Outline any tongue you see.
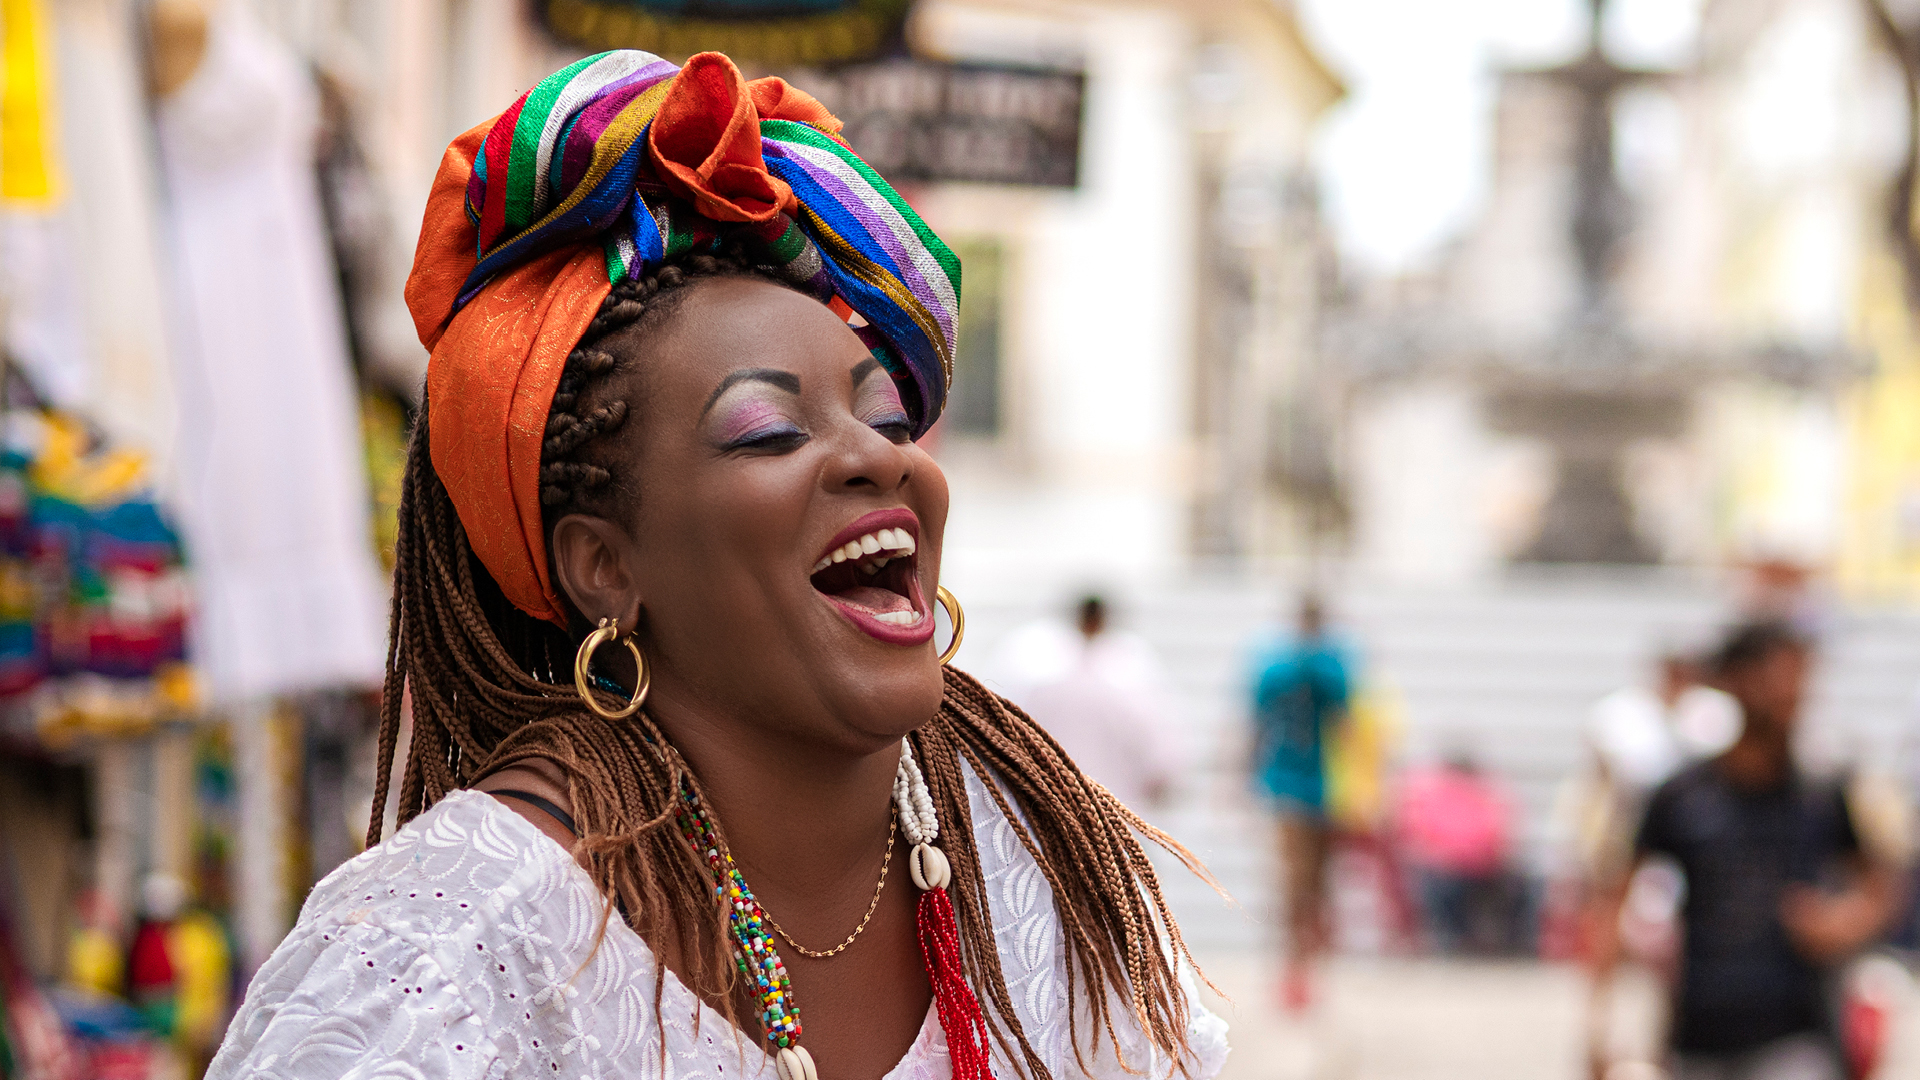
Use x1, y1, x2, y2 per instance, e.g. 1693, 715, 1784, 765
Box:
832, 585, 914, 616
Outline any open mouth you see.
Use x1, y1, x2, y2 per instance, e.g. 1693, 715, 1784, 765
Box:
809, 510, 930, 643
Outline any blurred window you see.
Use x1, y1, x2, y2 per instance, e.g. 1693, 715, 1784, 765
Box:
947, 238, 1004, 437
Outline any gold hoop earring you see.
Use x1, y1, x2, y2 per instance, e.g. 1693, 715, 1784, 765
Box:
573, 617, 649, 719
935, 586, 965, 666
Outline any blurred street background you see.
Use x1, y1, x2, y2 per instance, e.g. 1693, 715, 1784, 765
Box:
5, 0, 1920, 1077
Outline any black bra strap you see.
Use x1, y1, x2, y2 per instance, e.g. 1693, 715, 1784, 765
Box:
489, 789, 579, 838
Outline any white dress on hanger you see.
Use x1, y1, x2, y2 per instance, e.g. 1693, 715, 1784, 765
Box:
155, 5, 386, 701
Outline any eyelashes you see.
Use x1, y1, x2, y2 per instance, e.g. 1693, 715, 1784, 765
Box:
863, 409, 912, 443
724, 423, 807, 452
721, 415, 906, 452
710, 389, 911, 452
712, 398, 800, 450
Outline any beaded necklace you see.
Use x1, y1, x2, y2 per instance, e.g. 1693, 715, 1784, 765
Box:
672, 739, 995, 1080
675, 787, 804, 1050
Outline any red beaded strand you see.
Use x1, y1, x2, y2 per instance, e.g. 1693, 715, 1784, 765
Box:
674, 743, 997, 1080
897, 740, 996, 1080
917, 885, 995, 1080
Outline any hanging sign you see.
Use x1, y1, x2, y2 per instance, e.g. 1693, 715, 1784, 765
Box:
542, 0, 910, 67
802, 60, 1085, 188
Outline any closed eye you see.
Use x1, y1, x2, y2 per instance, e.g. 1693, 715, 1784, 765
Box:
851, 358, 910, 444
869, 414, 912, 444
726, 425, 808, 453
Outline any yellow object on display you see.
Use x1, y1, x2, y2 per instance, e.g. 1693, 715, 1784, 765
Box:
27, 412, 150, 507
66, 925, 123, 997
167, 910, 233, 1051
1, 0, 62, 204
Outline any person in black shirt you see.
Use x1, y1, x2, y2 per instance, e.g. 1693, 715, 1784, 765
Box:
1587, 622, 1903, 1080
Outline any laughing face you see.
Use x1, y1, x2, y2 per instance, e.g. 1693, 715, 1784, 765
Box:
545, 275, 951, 753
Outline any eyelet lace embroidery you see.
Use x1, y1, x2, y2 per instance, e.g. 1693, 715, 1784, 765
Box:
208, 763, 1227, 1080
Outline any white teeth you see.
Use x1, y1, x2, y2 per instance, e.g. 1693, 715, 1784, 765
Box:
814, 527, 915, 578
860, 563, 880, 576
874, 611, 919, 626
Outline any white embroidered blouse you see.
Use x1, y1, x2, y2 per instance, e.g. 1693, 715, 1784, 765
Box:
207, 763, 1229, 1080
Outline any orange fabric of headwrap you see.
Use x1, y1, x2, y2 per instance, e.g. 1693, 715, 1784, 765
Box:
407, 51, 957, 628
406, 56, 831, 627
409, 125, 611, 627
648, 59, 795, 224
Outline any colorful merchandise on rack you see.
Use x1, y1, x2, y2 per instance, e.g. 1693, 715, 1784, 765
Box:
0, 410, 197, 742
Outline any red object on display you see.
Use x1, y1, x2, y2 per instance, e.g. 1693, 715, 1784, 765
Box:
915, 886, 994, 1080
0, 917, 84, 1080
1844, 990, 1890, 1080
126, 920, 176, 993
85, 1042, 155, 1080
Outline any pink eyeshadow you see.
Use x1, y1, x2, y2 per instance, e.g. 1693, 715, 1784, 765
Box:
712, 397, 790, 444
855, 377, 905, 420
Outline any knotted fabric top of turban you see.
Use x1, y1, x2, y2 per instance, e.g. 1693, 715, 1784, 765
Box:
406, 50, 961, 627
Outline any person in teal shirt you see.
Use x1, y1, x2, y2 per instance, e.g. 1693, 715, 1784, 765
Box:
1249, 594, 1352, 1011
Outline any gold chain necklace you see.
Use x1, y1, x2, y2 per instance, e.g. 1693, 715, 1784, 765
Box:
757, 811, 897, 959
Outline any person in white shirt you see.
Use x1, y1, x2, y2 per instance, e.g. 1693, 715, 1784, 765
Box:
1018, 596, 1187, 811
1588, 650, 1742, 796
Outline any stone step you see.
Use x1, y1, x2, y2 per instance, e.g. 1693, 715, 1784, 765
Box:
955, 569, 1920, 951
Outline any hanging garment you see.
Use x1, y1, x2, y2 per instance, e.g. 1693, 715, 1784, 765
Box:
44, 0, 182, 467
155, 5, 385, 701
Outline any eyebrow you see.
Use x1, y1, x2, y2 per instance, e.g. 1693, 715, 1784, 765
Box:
701, 369, 802, 416
850, 356, 882, 387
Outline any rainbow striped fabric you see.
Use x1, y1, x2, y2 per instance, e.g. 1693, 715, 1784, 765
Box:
455, 50, 960, 435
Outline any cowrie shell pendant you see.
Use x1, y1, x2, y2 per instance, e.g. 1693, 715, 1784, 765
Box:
775, 1046, 817, 1080
909, 842, 951, 891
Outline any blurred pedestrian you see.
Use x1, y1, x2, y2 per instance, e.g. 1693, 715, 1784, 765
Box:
1587, 621, 1905, 1080
1022, 595, 1186, 810
1546, 650, 1741, 960
1326, 683, 1419, 952
1249, 593, 1352, 1011
1589, 650, 1742, 797
1395, 751, 1521, 954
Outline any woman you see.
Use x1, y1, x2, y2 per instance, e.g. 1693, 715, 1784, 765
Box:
209, 50, 1226, 1080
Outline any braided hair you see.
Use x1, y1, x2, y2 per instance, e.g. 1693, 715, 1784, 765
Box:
371, 250, 1216, 1077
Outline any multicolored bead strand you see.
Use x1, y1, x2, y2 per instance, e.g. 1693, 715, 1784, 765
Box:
673, 741, 995, 1080
675, 785, 803, 1051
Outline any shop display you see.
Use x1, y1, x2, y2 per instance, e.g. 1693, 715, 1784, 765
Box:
0, 409, 195, 744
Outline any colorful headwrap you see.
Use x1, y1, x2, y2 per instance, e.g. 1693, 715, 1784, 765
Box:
405, 50, 960, 627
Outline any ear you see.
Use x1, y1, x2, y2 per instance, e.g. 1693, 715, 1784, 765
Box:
549, 513, 644, 630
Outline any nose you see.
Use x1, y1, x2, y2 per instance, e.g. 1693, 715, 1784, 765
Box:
821, 416, 914, 495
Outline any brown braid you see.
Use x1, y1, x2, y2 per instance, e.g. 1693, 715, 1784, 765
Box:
369, 253, 1219, 1077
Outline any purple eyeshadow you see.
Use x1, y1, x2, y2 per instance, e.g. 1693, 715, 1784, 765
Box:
712, 398, 796, 445
856, 378, 908, 427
